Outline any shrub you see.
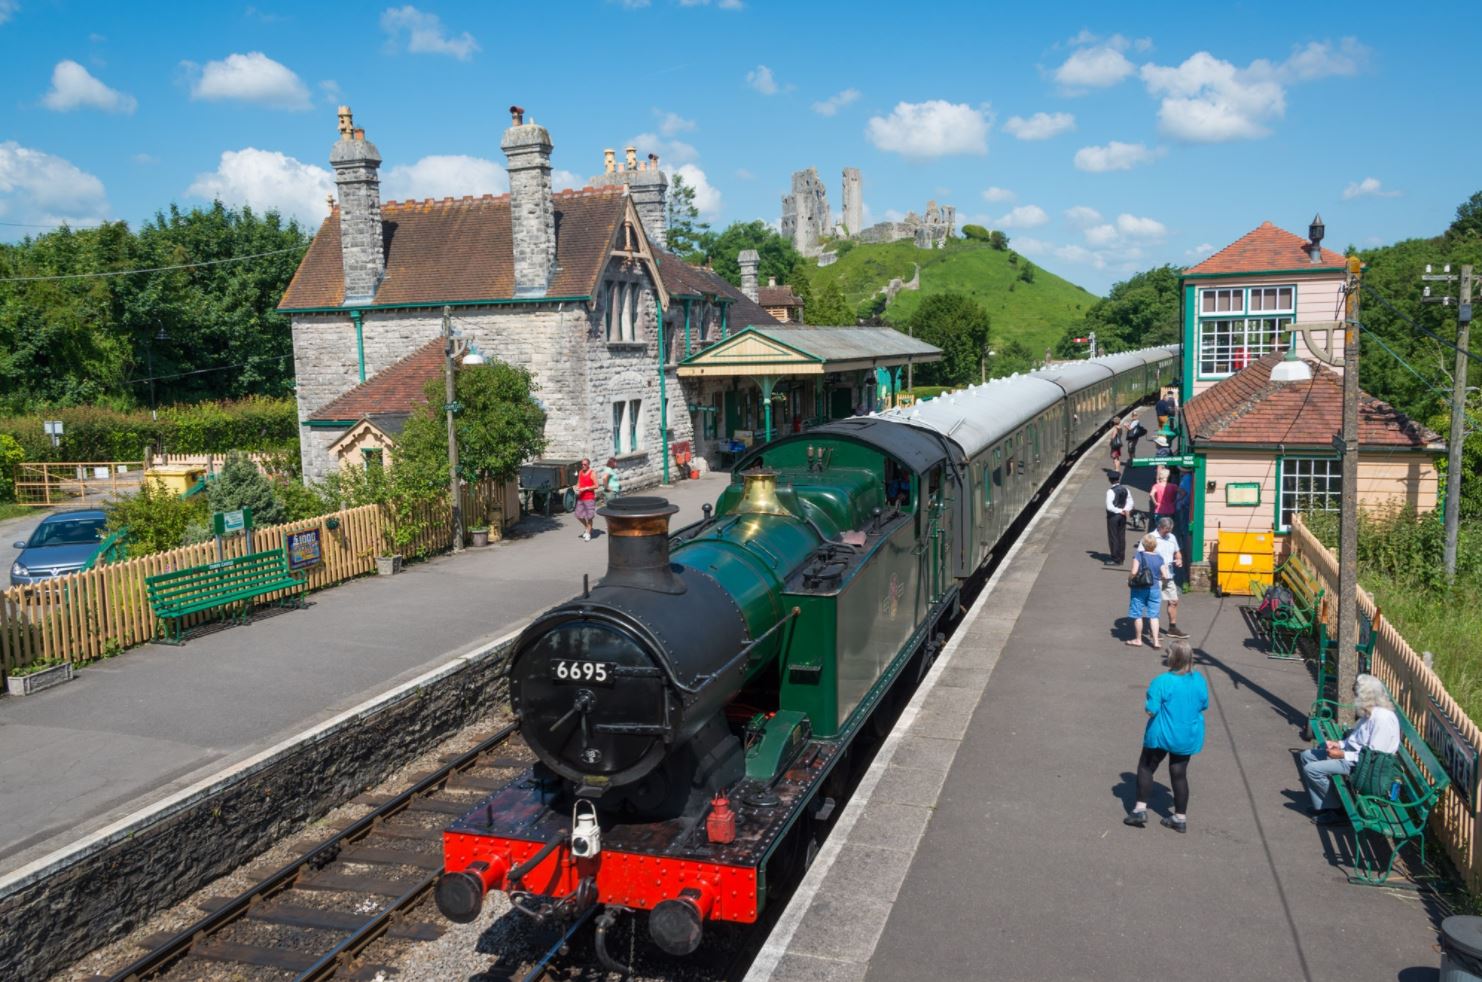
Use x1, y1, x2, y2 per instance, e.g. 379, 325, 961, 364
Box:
0, 433, 23, 503
0, 397, 299, 462
207, 451, 285, 526
961, 224, 991, 242
105, 479, 209, 556
274, 476, 332, 522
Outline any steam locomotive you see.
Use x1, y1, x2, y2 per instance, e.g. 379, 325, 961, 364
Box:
436, 346, 1179, 966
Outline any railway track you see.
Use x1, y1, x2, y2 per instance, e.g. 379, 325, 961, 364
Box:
96, 721, 524, 982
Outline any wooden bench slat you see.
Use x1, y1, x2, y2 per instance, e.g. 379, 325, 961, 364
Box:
146, 548, 305, 643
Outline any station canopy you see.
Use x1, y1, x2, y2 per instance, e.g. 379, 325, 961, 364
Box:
676, 324, 941, 378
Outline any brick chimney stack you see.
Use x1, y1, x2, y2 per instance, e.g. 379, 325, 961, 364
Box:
500, 105, 556, 297
588, 143, 668, 248
330, 106, 384, 304
739, 249, 760, 303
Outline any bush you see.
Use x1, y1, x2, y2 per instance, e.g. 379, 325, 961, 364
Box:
207, 451, 285, 526
961, 224, 991, 242
0, 433, 23, 503
105, 479, 208, 556
0, 397, 299, 462
274, 476, 332, 522
989, 230, 1010, 251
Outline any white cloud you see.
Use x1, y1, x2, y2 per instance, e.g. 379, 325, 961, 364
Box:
1012, 236, 1051, 256
383, 155, 508, 201
0, 0, 16, 26
1002, 111, 1074, 140
671, 163, 721, 214
1064, 205, 1101, 226
1054, 243, 1104, 268
379, 6, 478, 60
42, 60, 136, 113
996, 205, 1048, 229
187, 147, 332, 224
319, 80, 342, 104
1115, 213, 1166, 238
0, 141, 109, 226
679, 0, 744, 8
1281, 38, 1368, 81
812, 88, 860, 117
626, 131, 698, 165
1343, 176, 1400, 200
1066, 29, 1098, 47
1187, 242, 1214, 258
1084, 224, 1119, 247
1055, 44, 1135, 90
552, 169, 582, 192
1083, 213, 1165, 249
865, 100, 990, 159
185, 52, 310, 110
746, 65, 778, 95
1073, 141, 1159, 172
613, 0, 650, 7
656, 110, 695, 136
981, 186, 1015, 203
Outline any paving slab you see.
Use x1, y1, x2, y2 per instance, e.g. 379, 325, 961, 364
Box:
750, 453, 1446, 982
0, 476, 724, 876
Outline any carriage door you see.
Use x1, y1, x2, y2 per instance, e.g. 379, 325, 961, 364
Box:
918, 465, 950, 602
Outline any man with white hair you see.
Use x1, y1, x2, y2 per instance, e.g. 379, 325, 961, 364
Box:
1152, 517, 1187, 639
1298, 674, 1401, 824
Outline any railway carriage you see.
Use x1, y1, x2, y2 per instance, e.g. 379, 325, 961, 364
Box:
437, 346, 1177, 968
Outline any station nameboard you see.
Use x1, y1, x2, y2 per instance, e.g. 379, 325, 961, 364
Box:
1427, 696, 1479, 805
1130, 454, 1196, 468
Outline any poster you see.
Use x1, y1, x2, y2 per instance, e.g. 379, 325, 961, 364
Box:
287, 528, 323, 571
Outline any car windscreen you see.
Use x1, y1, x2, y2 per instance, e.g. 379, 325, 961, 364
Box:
28, 519, 105, 548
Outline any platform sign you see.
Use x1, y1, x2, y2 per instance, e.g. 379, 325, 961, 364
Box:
1427, 697, 1478, 806
286, 528, 323, 571
1130, 454, 1196, 468
212, 508, 253, 536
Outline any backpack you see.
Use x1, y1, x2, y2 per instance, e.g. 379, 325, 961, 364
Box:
1111, 432, 1123, 450
1128, 420, 1147, 439
1112, 485, 1129, 510
1256, 583, 1294, 621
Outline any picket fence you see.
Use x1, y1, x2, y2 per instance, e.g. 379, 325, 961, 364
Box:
0, 478, 519, 674
1289, 516, 1482, 892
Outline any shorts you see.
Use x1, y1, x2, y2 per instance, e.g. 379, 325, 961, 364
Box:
1161, 579, 1180, 604
1128, 587, 1161, 619
574, 498, 597, 521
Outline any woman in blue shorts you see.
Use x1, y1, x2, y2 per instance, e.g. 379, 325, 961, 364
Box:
1126, 533, 1166, 648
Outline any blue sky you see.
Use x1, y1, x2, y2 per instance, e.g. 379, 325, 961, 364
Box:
0, 0, 1474, 294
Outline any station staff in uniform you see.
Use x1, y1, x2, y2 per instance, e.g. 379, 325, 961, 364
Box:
1105, 471, 1133, 564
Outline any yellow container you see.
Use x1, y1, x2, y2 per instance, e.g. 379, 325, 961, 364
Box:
1216, 529, 1275, 596
144, 465, 206, 496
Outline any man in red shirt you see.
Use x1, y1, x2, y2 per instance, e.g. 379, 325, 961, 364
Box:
574, 458, 598, 541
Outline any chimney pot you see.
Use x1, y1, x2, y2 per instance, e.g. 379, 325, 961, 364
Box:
604, 148, 615, 174
597, 496, 684, 594
509, 105, 524, 126
768, 276, 777, 287
352, 128, 365, 140
625, 146, 638, 169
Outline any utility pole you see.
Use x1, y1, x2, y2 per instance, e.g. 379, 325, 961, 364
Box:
443, 306, 464, 554
1336, 255, 1362, 725
1423, 264, 1473, 581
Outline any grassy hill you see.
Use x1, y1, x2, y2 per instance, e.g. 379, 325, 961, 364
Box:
804, 238, 1097, 359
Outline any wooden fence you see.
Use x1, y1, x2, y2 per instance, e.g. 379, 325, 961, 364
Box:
1289, 516, 1482, 891
0, 477, 519, 674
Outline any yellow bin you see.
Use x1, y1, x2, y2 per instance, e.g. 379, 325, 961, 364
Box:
143, 465, 206, 496
1217, 529, 1275, 596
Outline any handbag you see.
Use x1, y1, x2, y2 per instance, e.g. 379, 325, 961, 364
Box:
1350, 746, 1400, 800
1128, 559, 1153, 589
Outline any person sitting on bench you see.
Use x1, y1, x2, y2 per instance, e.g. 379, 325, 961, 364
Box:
1298, 674, 1400, 824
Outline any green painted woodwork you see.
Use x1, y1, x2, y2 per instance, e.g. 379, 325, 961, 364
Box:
351, 309, 366, 382
145, 548, 306, 643
744, 710, 811, 781
1181, 283, 1196, 404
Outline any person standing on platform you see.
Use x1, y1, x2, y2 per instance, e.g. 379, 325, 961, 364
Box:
1156, 389, 1176, 431
1151, 467, 1177, 529
600, 457, 621, 502
1106, 471, 1133, 565
574, 459, 598, 541
1176, 467, 1193, 540
1125, 412, 1146, 461
1109, 418, 1124, 470
1153, 517, 1188, 638
1126, 534, 1166, 648
1124, 642, 1208, 833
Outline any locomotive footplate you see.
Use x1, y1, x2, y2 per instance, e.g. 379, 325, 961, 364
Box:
442, 738, 842, 924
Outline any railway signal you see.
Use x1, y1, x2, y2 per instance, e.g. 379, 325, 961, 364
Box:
1071, 332, 1098, 357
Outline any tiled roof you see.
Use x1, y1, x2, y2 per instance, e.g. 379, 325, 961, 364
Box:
1184, 221, 1346, 276
279, 187, 628, 310
1183, 351, 1442, 449
651, 250, 779, 327
309, 338, 443, 420
760, 284, 803, 307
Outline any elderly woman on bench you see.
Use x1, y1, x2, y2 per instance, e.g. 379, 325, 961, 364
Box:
1299, 674, 1400, 825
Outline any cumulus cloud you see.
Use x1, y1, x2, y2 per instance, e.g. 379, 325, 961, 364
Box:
1064, 205, 1102, 226
1187, 242, 1214, 258
1115, 213, 1166, 238
981, 186, 1015, 203
1002, 111, 1074, 140
0, 141, 110, 226
552, 169, 582, 192
746, 65, 778, 95
865, 100, 990, 160
1343, 176, 1400, 200
1281, 38, 1368, 81
1055, 43, 1135, 90
379, 5, 478, 60
626, 131, 698, 165
671, 163, 721, 214
42, 60, 137, 113
187, 147, 333, 224
383, 155, 508, 201
812, 88, 860, 116
656, 110, 695, 136
1073, 141, 1160, 172
184, 52, 310, 110
0, 0, 15, 26
996, 205, 1049, 229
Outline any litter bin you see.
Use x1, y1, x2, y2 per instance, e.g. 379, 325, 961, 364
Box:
1442, 916, 1482, 981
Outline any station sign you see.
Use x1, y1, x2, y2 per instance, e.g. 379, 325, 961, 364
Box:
212, 507, 253, 536
1130, 454, 1197, 468
1427, 696, 1478, 806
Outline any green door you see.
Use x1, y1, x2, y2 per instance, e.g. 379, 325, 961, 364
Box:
724, 391, 739, 438
830, 388, 854, 420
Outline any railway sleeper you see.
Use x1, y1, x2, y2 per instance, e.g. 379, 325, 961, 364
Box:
297, 870, 422, 896
196, 897, 445, 941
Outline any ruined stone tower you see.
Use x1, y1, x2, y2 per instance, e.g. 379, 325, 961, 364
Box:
500, 105, 555, 297
330, 106, 384, 304
841, 167, 862, 237
780, 168, 830, 257
590, 146, 669, 248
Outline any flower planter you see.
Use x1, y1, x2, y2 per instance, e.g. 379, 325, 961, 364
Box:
375, 555, 404, 576
6, 661, 75, 697
469, 529, 490, 548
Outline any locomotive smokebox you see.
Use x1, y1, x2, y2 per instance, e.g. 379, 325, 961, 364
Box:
598, 496, 684, 594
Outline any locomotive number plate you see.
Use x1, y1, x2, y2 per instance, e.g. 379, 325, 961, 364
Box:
550, 659, 616, 686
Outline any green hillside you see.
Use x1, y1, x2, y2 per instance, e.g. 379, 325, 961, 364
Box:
805, 238, 1098, 358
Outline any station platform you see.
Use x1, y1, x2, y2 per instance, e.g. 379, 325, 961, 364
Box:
748, 452, 1446, 982
0, 476, 725, 879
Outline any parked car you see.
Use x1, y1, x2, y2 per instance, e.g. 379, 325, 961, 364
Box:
9, 509, 108, 586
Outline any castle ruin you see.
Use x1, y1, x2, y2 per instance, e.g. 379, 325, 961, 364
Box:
780, 168, 831, 257
781, 166, 953, 257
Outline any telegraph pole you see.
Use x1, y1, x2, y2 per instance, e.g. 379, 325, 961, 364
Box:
443, 306, 464, 554
1424, 264, 1473, 581
1337, 255, 1362, 725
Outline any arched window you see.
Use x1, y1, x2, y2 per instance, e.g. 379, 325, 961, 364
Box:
626, 285, 639, 342
619, 283, 633, 341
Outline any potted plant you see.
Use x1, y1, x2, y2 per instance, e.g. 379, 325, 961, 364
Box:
469, 525, 491, 548
6, 657, 76, 697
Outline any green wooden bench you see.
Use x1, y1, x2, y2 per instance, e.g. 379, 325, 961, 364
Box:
1267, 554, 1326, 659
1308, 692, 1449, 886
1312, 608, 1381, 707
145, 548, 306, 644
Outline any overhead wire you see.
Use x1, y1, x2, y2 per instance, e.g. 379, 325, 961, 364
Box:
0, 246, 307, 283
1356, 322, 1482, 431
122, 353, 296, 387
1360, 281, 1481, 363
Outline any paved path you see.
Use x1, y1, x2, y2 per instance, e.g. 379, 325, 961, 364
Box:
1, 507, 52, 579
752, 453, 1445, 982
0, 476, 725, 876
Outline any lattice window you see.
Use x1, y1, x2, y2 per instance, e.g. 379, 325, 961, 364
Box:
1198, 317, 1288, 376
1279, 457, 1342, 531
1200, 288, 1244, 314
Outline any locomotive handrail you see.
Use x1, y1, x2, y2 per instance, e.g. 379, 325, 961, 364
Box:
680, 605, 802, 695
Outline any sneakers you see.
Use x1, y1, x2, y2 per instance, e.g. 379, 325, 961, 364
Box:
1123, 810, 1147, 828
580, 532, 591, 541
1160, 815, 1187, 834
1167, 624, 1190, 639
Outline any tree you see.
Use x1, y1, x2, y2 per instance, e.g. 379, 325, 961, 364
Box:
104, 479, 208, 555
961, 224, 991, 242
989, 230, 1010, 251
1450, 190, 1482, 241
665, 173, 710, 263
394, 360, 547, 491
702, 221, 802, 288
207, 450, 284, 525
1018, 262, 1036, 284
989, 339, 1036, 378
906, 293, 991, 387
807, 278, 853, 325
1055, 264, 1181, 357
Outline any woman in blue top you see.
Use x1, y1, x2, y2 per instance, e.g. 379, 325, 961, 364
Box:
1124, 642, 1209, 833
1126, 533, 1167, 647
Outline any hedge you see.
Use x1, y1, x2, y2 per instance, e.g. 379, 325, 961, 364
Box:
0, 397, 299, 462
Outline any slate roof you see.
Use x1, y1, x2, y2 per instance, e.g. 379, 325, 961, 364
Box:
1182, 351, 1442, 450
309, 338, 443, 421
279, 187, 629, 310
759, 283, 803, 308
746, 325, 941, 363
652, 251, 779, 327
1184, 221, 1346, 276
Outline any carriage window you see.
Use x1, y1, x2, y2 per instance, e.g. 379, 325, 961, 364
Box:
992, 448, 1003, 488
982, 463, 992, 505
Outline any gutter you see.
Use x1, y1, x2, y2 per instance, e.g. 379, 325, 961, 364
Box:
280, 295, 592, 315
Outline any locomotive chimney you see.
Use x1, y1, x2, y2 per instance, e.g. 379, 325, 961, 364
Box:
598, 497, 685, 594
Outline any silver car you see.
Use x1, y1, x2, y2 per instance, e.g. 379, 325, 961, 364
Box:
10, 509, 108, 586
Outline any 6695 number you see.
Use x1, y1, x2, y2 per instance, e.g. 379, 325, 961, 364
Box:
550, 659, 615, 686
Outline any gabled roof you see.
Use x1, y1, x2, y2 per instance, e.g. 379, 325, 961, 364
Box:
651, 251, 779, 327
309, 338, 443, 421
279, 187, 630, 310
1183, 351, 1442, 450
760, 283, 803, 308
1184, 221, 1346, 277
677, 324, 940, 377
